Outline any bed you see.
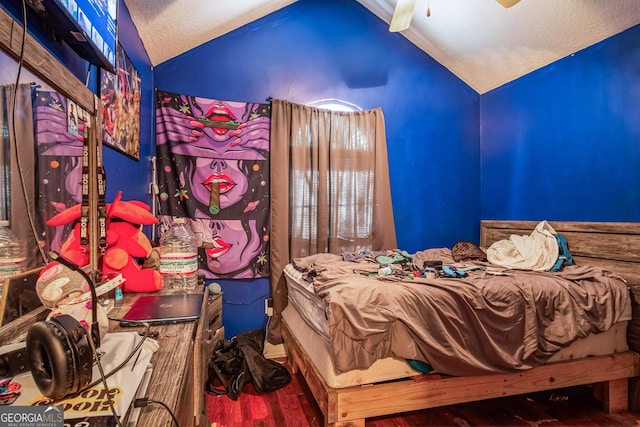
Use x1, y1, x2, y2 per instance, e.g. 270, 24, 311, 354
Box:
281, 220, 640, 427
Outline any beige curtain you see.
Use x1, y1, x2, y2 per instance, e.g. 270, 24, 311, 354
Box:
0, 83, 39, 270
268, 99, 397, 343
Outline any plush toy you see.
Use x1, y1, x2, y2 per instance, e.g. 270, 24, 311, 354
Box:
46, 191, 162, 292
35, 262, 109, 340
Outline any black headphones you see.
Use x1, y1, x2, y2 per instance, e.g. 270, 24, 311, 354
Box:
25, 252, 100, 400
26, 313, 94, 399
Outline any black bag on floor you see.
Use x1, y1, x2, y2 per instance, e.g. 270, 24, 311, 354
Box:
206, 329, 291, 400
206, 334, 250, 400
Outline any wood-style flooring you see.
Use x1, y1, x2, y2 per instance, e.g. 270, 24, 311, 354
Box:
206, 364, 640, 426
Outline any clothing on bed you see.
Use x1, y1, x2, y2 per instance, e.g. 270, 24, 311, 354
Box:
486, 220, 560, 271
292, 249, 631, 377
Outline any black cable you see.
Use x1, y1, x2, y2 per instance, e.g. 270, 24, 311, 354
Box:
88, 333, 124, 427
48, 251, 154, 390
49, 321, 152, 408
83, 321, 151, 389
133, 398, 180, 427
49, 251, 100, 347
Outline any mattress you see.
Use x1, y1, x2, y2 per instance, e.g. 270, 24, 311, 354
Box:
282, 303, 422, 388
283, 262, 630, 388
284, 263, 329, 340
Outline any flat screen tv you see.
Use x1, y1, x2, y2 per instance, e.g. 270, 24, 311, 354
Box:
24, 0, 117, 73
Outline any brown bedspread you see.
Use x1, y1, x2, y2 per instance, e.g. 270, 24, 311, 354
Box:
292, 249, 631, 376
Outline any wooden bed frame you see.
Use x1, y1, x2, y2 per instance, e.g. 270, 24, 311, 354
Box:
282, 220, 640, 427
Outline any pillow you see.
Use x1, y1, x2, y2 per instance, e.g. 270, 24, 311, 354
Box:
451, 241, 487, 262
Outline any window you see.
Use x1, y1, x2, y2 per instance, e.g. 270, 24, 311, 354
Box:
289, 98, 381, 254
306, 98, 362, 112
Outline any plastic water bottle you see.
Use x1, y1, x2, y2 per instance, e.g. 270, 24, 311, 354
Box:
0, 220, 26, 281
159, 218, 199, 292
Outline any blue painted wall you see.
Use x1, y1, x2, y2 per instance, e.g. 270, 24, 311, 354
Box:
481, 24, 640, 222
154, 0, 480, 337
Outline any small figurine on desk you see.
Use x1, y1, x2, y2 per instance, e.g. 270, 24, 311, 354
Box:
35, 262, 109, 340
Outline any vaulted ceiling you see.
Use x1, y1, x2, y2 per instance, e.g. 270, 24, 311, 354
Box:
124, 0, 640, 94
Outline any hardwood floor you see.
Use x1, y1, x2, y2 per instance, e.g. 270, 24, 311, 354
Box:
206, 364, 640, 426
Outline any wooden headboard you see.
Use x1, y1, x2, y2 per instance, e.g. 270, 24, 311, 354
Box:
480, 220, 640, 352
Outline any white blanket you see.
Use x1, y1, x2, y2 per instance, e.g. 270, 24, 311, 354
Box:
487, 220, 559, 271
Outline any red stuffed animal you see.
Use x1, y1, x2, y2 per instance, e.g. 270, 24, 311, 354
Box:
46, 191, 162, 292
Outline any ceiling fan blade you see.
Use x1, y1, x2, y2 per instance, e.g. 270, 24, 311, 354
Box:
389, 0, 417, 32
495, 0, 521, 8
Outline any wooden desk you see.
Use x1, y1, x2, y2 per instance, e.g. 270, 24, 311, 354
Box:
109, 290, 223, 427
0, 290, 223, 427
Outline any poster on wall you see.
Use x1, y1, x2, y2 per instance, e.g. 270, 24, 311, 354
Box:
100, 43, 141, 160
155, 89, 271, 279
34, 90, 86, 255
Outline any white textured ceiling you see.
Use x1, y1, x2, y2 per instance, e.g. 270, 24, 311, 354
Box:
124, 0, 640, 94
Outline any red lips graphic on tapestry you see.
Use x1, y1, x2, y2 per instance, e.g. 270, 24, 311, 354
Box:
155, 89, 270, 279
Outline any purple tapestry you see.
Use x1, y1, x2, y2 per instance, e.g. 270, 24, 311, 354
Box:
155, 89, 270, 279
34, 90, 87, 254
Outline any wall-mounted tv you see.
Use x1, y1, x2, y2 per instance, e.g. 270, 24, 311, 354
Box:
24, 0, 117, 73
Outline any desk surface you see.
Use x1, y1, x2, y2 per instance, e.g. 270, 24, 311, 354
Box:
0, 289, 212, 427
109, 291, 204, 427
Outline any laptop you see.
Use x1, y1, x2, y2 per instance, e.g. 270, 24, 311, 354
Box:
122, 293, 203, 324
